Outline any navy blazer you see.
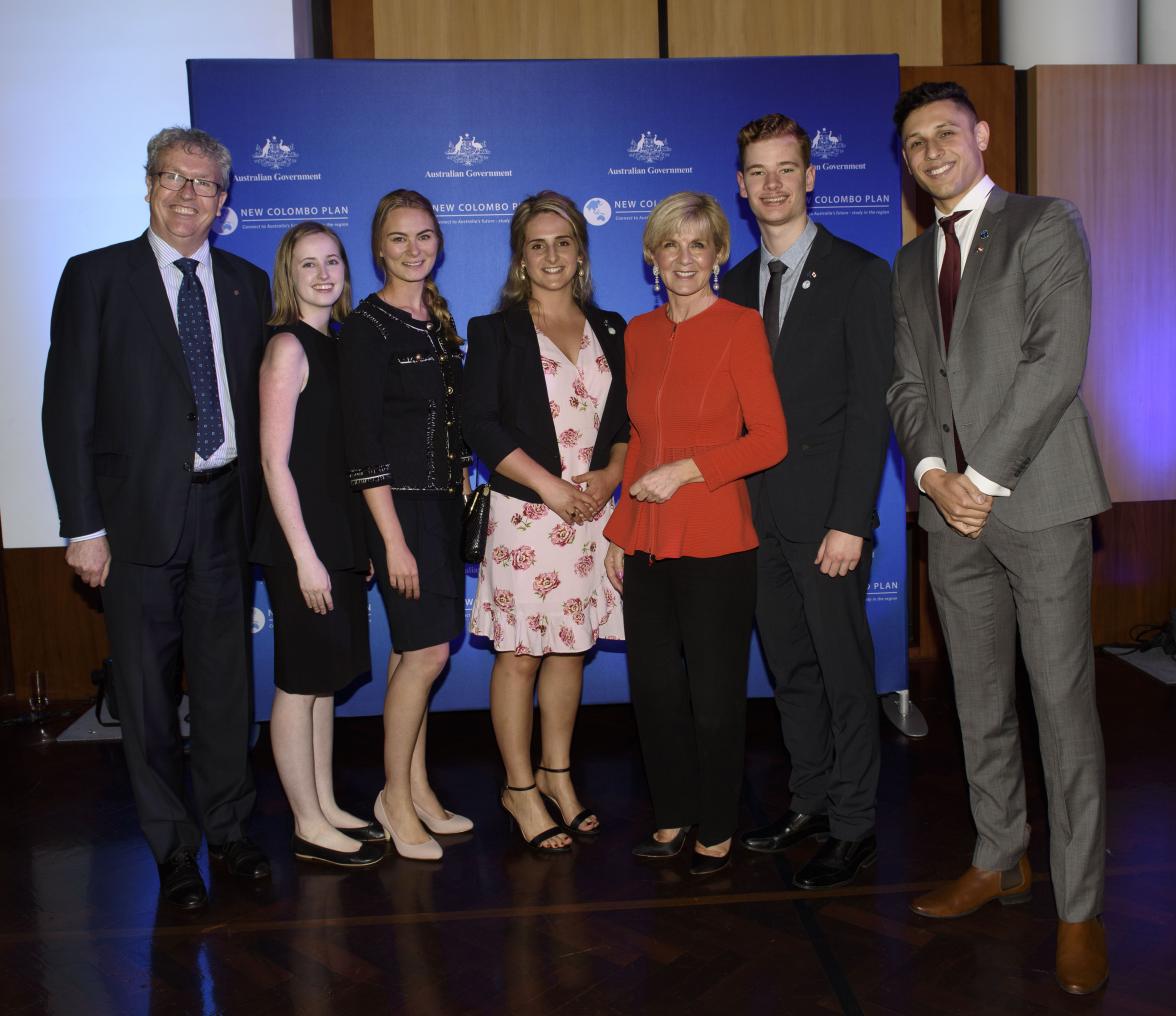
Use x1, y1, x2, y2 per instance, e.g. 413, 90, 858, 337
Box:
463, 302, 628, 503
721, 224, 893, 542
43, 231, 270, 564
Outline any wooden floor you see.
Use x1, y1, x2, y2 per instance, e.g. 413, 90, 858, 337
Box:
2, 654, 1174, 1015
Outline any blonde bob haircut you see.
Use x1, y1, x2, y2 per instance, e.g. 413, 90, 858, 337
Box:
642, 191, 731, 267
269, 221, 353, 328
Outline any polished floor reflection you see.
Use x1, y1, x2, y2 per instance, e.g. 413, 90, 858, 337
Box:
2, 654, 1174, 1015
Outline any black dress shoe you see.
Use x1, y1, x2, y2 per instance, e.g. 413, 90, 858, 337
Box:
740, 811, 830, 853
792, 834, 877, 890
293, 835, 385, 868
209, 837, 271, 880
689, 851, 731, 877
338, 821, 388, 843
632, 827, 690, 859
159, 848, 208, 909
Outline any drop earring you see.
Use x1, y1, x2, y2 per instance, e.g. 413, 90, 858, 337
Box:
577, 259, 585, 280
711, 264, 720, 292
518, 263, 527, 282
652, 265, 660, 293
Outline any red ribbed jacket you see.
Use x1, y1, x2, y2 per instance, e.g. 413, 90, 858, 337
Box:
604, 299, 788, 559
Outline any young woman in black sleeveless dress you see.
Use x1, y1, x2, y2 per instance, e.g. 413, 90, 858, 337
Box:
253, 222, 384, 867
339, 190, 472, 861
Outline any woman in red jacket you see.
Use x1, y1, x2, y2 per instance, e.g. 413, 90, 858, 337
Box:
604, 191, 788, 876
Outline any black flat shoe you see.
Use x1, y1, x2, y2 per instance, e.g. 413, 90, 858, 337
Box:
792, 834, 877, 890
689, 851, 732, 877
209, 836, 271, 880
740, 811, 830, 853
293, 834, 385, 868
338, 821, 388, 843
537, 765, 600, 837
501, 784, 571, 854
632, 827, 690, 859
159, 848, 208, 909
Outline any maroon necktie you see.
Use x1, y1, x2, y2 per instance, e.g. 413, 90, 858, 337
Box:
937, 209, 970, 345
938, 210, 970, 471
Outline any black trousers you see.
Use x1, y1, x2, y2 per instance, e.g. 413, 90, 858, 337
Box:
101, 469, 256, 863
755, 523, 879, 840
623, 549, 757, 847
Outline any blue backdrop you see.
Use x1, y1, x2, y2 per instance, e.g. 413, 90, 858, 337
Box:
187, 55, 908, 718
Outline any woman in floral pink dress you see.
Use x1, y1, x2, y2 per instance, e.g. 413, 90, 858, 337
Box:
464, 191, 628, 853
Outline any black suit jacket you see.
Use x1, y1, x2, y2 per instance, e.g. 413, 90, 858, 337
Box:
720, 223, 893, 542
43, 231, 270, 565
463, 302, 628, 503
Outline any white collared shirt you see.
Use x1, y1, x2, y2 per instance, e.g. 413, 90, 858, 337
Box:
914, 174, 1011, 498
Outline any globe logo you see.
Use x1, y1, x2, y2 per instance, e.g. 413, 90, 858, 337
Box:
213, 206, 239, 237
251, 607, 267, 635
583, 198, 612, 226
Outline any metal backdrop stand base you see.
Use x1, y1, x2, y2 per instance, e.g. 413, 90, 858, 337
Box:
882, 690, 928, 738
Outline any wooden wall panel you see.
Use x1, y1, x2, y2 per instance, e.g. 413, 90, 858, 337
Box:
369, 0, 659, 59
898, 64, 1015, 242
940, 0, 983, 65
3, 548, 108, 703
1027, 65, 1176, 503
330, 0, 374, 59
667, 0, 942, 64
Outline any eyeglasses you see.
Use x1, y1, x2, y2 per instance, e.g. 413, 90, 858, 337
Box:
152, 171, 223, 198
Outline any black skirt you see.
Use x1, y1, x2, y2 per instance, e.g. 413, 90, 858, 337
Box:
264, 559, 371, 695
366, 495, 464, 652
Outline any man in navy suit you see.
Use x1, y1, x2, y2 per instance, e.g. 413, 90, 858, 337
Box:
43, 127, 272, 908
721, 114, 893, 890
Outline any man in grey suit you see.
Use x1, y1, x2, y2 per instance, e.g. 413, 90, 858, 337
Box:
888, 82, 1110, 995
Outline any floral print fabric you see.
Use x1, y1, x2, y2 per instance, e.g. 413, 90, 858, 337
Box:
470, 322, 624, 655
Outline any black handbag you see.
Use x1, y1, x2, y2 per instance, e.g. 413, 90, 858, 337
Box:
462, 482, 491, 563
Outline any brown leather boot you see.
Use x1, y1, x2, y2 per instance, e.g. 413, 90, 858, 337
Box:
910, 854, 1032, 918
1056, 918, 1108, 995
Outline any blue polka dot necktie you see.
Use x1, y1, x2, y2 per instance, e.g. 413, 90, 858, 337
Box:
174, 257, 224, 460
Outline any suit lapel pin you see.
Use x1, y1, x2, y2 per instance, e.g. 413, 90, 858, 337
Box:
606, 322, 616, 334
979, 229, 989, 239
801, 270, 816, 290
233, 289, 240, 296
975, 246, 985, 255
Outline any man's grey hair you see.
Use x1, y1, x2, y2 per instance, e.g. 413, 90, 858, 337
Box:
145, 127, 232, 188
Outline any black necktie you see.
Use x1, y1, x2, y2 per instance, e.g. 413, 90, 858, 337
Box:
762, 259, 787, 353
937, 211, 970, 472
174, 258, 225, 460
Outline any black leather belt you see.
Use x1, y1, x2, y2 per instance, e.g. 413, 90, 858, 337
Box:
191, 459, 237, 484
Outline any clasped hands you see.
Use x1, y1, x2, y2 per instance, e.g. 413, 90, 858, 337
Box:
542, 465, 620, 526
923, 469, 994, 538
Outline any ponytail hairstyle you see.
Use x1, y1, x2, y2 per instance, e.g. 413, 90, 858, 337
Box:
370, 188, 461, 347
497, 190, 593, 312
269, 221, 353, 328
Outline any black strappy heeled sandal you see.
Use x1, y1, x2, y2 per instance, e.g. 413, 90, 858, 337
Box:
500, 784, 571, 853
536, 765, 600, 837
